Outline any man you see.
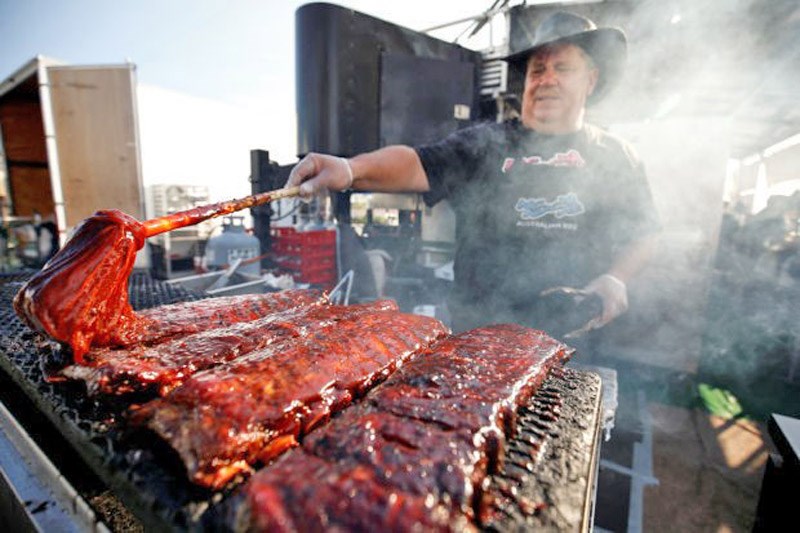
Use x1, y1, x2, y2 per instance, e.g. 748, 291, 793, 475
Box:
286, 11, 660, 337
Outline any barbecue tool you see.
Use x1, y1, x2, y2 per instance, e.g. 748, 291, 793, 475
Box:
13, 186, 301, 362
140, 186, 301, 238
538, 286, 604, 339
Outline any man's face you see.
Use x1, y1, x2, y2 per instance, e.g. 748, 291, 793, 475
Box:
520, 43, 598, 134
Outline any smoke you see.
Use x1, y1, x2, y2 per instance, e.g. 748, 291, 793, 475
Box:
580, 0, 800, 416
416, 0, 800, 416
302, 0, 800, 415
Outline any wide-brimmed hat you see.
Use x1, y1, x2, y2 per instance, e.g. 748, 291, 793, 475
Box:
503, 11, 627, 104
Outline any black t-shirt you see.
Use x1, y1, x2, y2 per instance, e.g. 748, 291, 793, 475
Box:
416, 120, 660, 332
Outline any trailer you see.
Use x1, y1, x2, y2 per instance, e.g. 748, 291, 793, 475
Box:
0, 56, 145, 263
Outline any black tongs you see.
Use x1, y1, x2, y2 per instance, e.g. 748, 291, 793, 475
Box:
539, 286, 603, 339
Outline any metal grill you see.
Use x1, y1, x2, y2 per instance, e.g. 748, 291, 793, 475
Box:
487, 369, 602, 531
0, 272, 214, 531
127, 271, 209, 310
0, 272, 602, 532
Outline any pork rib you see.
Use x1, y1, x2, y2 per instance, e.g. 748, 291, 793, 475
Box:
13, 210, 146, 362
105, 289, 322, 347
14, 212, 320, 365
130, 310, 449, 489
13, 190, 298, 362
221, 324, 573, 530
223, 453, 475, 533
63, 299, 396, 397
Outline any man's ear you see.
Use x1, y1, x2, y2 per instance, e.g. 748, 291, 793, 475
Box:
587, 67, 599, 95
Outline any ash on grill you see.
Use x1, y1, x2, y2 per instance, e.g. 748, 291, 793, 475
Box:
0, 272, 602, 532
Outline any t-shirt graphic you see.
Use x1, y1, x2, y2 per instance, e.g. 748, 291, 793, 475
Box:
515, 192, 585, 221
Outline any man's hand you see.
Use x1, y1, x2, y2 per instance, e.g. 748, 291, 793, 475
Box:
583, 273, 628, 328
285, 153, 353, 198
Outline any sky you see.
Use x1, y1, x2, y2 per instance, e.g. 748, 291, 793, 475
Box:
0, 0, 503, 201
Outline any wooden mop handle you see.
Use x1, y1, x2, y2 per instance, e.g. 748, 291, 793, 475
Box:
142, 186, 301, 238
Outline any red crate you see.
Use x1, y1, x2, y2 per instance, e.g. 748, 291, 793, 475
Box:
284, 242, 335, 256
297, 269, 337, 286
274, 257, 296, 270
270, 227, 300, 249
285, 231, 335, 254
270, 227, 296, 238
276, 252, 334, 268
271, 240, 291, 255
271, 228, 336, 254
295, 248, 336, 263
300, 260, 336, 276
271, 226, 337, 289
298, 229, 336, 246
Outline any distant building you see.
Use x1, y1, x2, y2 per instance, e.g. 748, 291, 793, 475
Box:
145, 184, 216, 267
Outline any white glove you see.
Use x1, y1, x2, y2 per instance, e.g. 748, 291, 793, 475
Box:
285, 153, 353, 198
583, 273, 628, 328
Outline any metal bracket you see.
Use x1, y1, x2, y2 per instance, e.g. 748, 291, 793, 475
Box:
328, 270, 354, 305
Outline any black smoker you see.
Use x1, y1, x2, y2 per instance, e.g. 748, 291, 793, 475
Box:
252, 3, 486, 261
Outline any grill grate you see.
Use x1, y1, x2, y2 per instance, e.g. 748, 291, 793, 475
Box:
0, 272, 216, 530
0, 272, 601, 531
486, 368, 601, 530
127, 271, 209, 310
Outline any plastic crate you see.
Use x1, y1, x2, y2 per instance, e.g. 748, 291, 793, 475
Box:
298, 269, 337, 286
298, 229, 336, 246
270, 226, 337, 289
271, 240, 292, 255
270, 227, 297, 238
295, 247, 336, 263
277, 257, 336, 276
284, 231, 335, 254
270, 227, 301, 250
284, 242, 335, 256
271, 227, 335, 253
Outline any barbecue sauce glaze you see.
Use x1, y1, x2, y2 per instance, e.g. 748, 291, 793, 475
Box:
11, 187, 293, 362
13, 210, 150, 363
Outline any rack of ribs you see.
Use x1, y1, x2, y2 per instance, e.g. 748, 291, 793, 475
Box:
129, 309, 449, 489
13, 210, 146, 362
14, 214, 321, 366
99, 288, 322, 347
62, 300, 397, 397
14, 189, 299, 362
216, 324, 573, 531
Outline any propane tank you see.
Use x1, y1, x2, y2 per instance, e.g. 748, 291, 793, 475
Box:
204, 217, 261, 276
